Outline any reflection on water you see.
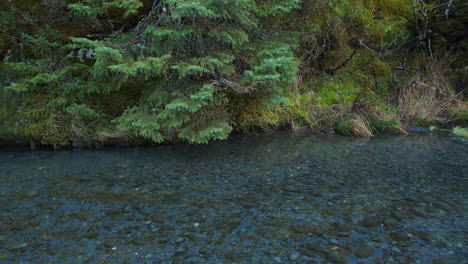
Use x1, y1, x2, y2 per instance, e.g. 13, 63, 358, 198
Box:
0, 132, 467, 263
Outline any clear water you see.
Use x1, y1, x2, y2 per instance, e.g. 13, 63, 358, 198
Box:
0, 132, 467, 264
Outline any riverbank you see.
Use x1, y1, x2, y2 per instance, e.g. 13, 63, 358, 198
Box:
1, 0, 466, 148
1, 122, 468, 150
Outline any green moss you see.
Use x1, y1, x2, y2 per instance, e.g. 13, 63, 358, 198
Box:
368, 116, 403, 134
429, 126, 452, 134
23, 120, 72, 147
449, 109, 468, 127
314, 79, 360, 106
230, 95, 285, 133
453, 126, 468, 138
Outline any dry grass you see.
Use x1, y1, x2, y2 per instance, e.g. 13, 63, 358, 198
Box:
334, 114, 373, 137
397, 54, 457, 124
348, 116, 373, 137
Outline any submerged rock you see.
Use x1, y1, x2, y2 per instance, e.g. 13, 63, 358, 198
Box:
409, 208, 429, 218
25, 190, 40, 198
216, 216, 241, 234
432, 254, 465, 264
8, 243, 28, 252
326, 250, 348, 264
290, 252, 300, 260
353, 244, 374, 258
389, 232, 409, 242
0, 252, 8, 261
362, 216, 382, 227
297, 243, 325, 257
330, 221, 352, 232
433, 201, 453, 211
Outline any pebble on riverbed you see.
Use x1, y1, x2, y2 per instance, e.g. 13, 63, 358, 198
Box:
362, 216, 383, 227
353, 244, 374, 258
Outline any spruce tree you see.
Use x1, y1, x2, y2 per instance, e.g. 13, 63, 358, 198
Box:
3, 0, 301, 144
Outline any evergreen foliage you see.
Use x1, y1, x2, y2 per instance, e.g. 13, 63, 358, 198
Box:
0, 0, 465, 146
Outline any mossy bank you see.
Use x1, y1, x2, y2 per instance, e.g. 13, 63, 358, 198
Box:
0, 0, 466, 147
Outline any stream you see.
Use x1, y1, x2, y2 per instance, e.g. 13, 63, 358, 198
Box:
0, 132, 467, 264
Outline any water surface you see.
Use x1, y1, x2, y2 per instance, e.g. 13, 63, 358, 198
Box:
0, 133, 467, 263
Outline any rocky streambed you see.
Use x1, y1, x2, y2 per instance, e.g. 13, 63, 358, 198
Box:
0, 133, 467, 264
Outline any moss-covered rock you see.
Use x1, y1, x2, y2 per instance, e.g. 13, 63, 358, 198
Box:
453, 126, 468, 138
368, 116, 406, 134
429, 126, 452, 134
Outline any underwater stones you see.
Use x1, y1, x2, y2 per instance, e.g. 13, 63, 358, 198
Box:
290, 224, 309, 235
39, 234, 54, 241
389, 232, 409, 243
263, 215, 293, 227
25, 190, 40, 198
326, 250, 348, 264
353, 245, 374, 258
283, 185, 308, 193
198, 246, 209, 254
297, 243, 325, 257
43, 246, 60, 255
240, 193, 261, 208
216, 215, 241, 234
330, 221, 352, 232
149, 214, 166, 223
8, 242, 29, 252
383, 217, 399, 227
2, 134, 468, 263
432, 254, 465, 264
362, 216, 382, 227
70, 211, 92, 221
409, 208, 429, 218
171, 256, 186, 264
174, 247, 186, 254
433, 201, 453, 211
290, 223, 323, 236
289, 252, 300, 261
412, 231, 432, 243
104, 238, 125, 248
0, 251, 7, 261
83, 230, 99, 239
271, 228, 290, 241
175, 237, 185, 244
225, 246, 242, 261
